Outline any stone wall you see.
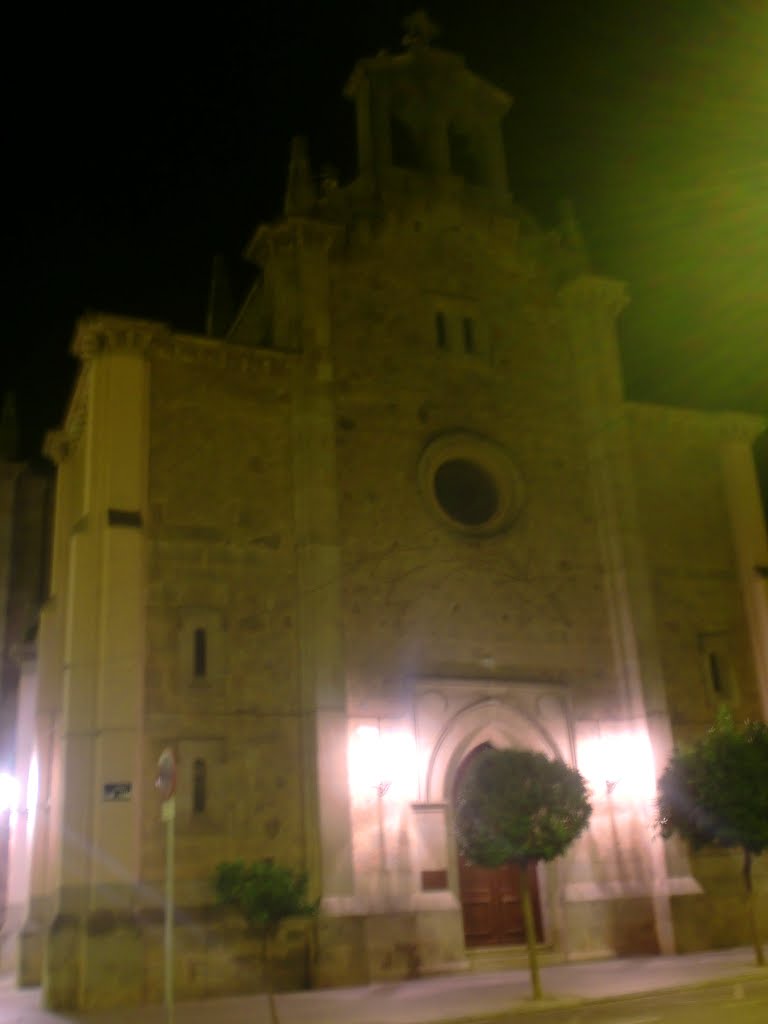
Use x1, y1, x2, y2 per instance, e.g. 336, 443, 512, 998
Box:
144, 351, 306, 901
627, 402, 768, 950
627, 404, 766, 730
331, 204, 616, 712
323, 200, 657, 966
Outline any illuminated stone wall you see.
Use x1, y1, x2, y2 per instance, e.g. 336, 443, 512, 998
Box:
328, 205, 639, 964
0, 457, 52, 967
626, 403, 768, 952
17, 26, 768, 1011
332, 213, 616, 707
143, 349, 305, 904
627, 405, 767, 733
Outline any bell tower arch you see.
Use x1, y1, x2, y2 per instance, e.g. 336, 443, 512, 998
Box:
344, 12, 512, 197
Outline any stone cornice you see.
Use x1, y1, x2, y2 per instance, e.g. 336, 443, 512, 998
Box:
72, 316, 166, 361
625, 400, 767, 443
71, 314, 295, 376
153, 332, 296, 377
558, 274, 630, 319
712, 413, 768, 443
49, 317, 296, 463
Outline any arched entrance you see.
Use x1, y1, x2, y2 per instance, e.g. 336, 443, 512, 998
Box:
454, 744, 544, 947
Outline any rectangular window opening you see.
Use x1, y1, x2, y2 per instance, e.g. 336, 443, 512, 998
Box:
193, 758, 207, 814
462, 316, 476, 354
107, 508, 143, 527
708, 651, 725, 696
699, 631, 734, 703
193, 627, 207, 679
435, 311, 448, 349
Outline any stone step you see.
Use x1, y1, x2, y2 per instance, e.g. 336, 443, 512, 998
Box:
465, 945, 563, 974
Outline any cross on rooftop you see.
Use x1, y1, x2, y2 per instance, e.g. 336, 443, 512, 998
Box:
402, 10, 440, 48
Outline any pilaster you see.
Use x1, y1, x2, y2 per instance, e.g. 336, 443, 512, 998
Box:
274, 220, 355, 917
42, 327, 150, 1008
17, 431, 72, 984
559, 274, 680, 954
719, 423, 768, 720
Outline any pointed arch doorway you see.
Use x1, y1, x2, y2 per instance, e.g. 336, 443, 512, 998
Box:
454, 744, 544, 947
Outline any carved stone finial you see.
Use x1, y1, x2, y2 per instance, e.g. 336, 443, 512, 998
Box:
284, 136, 317, 216
402, 10, 440, 49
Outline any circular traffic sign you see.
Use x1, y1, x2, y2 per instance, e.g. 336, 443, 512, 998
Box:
156, 747, 176, 800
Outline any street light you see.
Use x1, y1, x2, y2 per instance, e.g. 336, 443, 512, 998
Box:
350, 723, 418, 907
0, 772, 20, 816
577, 725, 657, 804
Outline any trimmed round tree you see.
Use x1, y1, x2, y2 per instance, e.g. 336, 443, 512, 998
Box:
657, 710, 768, 966
454, 747, 592, 999
214, 860, 317, 1024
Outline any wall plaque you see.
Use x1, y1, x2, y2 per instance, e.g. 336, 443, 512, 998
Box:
103, 782, 132, 802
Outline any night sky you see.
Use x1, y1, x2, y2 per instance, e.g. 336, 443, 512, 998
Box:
3, 0, 767, 462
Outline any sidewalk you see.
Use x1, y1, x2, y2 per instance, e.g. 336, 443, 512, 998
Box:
1, 946, 764, 1024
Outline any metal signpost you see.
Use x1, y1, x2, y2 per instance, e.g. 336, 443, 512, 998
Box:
156, 748, 177, 1024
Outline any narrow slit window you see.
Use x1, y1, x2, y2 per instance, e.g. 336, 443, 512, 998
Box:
462, 316, 475, 354
708, 652, 725, 696
435, 311, 448, 349
193, 627, 207, 678
193, 758, 207, 814
699, 631, 734, 702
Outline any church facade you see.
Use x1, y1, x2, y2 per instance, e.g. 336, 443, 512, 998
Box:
7, 28, 768, 1010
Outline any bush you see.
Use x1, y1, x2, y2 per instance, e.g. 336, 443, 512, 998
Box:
214, 859, 317, 1023
658, 709, 768, 965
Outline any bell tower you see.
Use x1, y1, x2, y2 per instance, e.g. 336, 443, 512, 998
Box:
344, 11, 511, 198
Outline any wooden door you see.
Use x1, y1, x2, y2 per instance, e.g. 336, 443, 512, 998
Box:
454, 744, 544, 947
458, 855, 543, 946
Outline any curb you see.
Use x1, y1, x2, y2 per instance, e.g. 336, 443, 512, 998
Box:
361, 965, 768, 1024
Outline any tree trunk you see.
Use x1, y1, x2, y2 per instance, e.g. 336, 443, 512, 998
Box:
742, 848, 765, 967
519, 862, 543, 1000
262, 935, 280, 1024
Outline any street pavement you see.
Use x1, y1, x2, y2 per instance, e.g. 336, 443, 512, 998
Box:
0, 946, 765, 1024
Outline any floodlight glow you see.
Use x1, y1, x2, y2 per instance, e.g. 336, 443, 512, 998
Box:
0, 771, 20, 814
577, 726, 657, 802
27, 754, 39, 841
349, 723, 417, 800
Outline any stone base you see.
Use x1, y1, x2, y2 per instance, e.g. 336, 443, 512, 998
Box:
563, 897, 659, 958
313, 907, 467, 987
39, 884, 758, 1011
667, 848, 768, 955
41, 906, 313, 1011
670, 876, 768, 953
45, 911, 145, 1010
16, 919, 44, 987
14, 899, 49, 987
